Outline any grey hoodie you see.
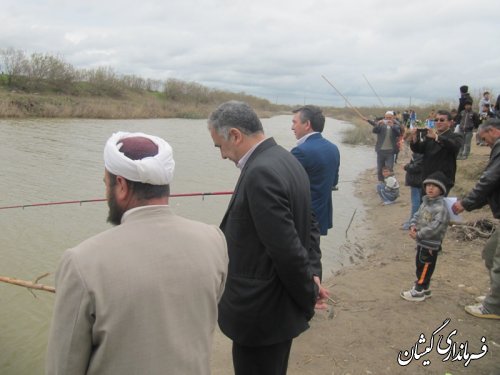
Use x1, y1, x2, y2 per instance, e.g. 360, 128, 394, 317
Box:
410, 195, 450, 250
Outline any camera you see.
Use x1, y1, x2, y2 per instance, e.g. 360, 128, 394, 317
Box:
416, 128, 428, 142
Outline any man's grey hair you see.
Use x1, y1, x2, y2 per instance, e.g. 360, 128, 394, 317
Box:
478, 118, 500, 133
208, 101, 263, 140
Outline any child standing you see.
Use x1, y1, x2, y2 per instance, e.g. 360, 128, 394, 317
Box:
376, 166, 399, 205
401, 171, 450, 301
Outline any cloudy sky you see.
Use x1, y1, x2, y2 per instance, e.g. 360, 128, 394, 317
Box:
1, 0, 499, 107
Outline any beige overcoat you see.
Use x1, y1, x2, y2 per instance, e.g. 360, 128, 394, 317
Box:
46, 205, 228, 375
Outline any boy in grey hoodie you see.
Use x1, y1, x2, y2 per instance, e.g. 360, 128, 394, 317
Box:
401, 171, 450, 302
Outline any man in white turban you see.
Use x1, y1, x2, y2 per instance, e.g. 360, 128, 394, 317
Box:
46, 132, 228, 375
102, 132, 175, 225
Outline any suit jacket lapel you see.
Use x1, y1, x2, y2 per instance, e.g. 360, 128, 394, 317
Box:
220, 138, 276, 229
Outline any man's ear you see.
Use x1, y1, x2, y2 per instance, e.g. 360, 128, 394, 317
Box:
229, 128, 244, 144
115, 176, 131, 202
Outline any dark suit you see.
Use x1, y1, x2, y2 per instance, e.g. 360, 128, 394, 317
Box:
218, 137, 321, 349
291, 133, 340, 235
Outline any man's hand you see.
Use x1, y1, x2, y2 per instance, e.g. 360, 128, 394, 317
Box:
410, 128, 418, 143
313, 276, 329, 310
452, 200, 465, 215
426, 127, 437, 140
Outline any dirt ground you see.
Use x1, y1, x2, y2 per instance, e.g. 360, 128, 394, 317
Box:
211, 143, 500, 375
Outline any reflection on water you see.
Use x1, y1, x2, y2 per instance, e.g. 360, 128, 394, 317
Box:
0, 116, 374, 373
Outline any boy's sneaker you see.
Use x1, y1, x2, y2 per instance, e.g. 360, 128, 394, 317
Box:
383, 200, 395, 205
475, 295, 486, 303
400, 287, 428, 302
465, 304, 500, 320
423, 288, 432, 298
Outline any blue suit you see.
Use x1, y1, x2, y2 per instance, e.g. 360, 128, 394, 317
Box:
291, 133, 340, 235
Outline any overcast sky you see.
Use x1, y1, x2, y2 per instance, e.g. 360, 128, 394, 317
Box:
1, 0, 499, 107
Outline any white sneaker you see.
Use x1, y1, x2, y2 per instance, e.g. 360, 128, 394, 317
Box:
465, 304, 500, 320
401, 287, 426, 302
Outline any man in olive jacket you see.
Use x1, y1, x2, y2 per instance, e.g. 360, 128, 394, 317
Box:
208, 101, 328, 375
453, 119, 500, 320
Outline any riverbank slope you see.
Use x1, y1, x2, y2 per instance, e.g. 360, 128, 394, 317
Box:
211, 141, 499, 375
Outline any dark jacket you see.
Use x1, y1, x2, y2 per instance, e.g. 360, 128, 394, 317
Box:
410, 128, 463, 193
219, 137, 322, 346
404, 153, 424, 187
458, 92, 473, 113
456, 110, 481, 132
461, 138, 500, 218
291, 133, 340, 235
368, 120, 402, 152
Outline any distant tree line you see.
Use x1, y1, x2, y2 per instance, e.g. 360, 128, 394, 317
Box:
0, 48, 277, 110
0, 48, 163, 97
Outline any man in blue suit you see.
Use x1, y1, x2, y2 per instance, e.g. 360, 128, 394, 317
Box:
291, 105, 340, 235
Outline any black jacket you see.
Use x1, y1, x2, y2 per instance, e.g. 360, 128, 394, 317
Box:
456, 109, 481, 132
462, 139, 500, 218
219, 138, 321, 346
458, 92, 473, 113
410, 128, 464, 193
404, 153, 424, 187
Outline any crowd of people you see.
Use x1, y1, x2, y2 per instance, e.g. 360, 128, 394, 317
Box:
42, 92, 498, 374
364, 85, 500, 324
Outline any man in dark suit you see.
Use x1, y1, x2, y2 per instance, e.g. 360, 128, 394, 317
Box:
208, 101, 328, 375
291, 105, 340, 235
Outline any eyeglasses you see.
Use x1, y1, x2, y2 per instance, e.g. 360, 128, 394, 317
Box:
434, 118, 448, 122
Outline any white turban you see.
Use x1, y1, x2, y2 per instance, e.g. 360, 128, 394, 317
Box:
104, 131, 175, 185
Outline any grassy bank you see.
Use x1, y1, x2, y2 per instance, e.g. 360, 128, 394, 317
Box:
0, 48, 289, 119
0, 88, 290, 120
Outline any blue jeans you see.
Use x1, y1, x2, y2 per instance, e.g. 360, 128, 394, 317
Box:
409, 186, 422, 222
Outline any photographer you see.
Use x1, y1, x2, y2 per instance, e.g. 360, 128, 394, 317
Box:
409, 110, 464, 195
366, 111, 402, 182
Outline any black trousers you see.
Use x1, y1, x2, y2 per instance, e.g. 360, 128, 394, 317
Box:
415, 245, 440, 291
232, 339, 293, 375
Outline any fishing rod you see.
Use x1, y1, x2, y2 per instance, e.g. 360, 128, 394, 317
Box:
321, 75, 367, 121
0, 191, 234, 211
362, 74, 385, 107
0, 275, 55, 294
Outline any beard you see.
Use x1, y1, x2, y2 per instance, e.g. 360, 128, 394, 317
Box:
107, 188, 125, 226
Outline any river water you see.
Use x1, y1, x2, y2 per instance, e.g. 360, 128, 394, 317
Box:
0, 115, 373, 374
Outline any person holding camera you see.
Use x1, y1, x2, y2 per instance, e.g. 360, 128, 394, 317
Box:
409, 110, 463, 195
366, 110, 402, 182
